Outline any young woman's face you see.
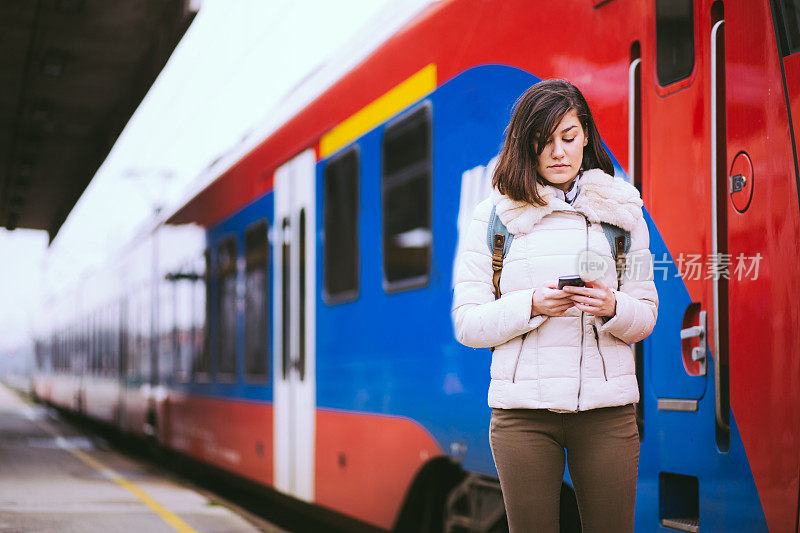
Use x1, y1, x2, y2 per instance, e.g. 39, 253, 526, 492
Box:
534, 108, 589, 188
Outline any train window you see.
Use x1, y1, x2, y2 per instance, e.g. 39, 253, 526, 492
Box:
772, 0, 800, 56
96, 312, 102, 375
194, 251, 211, 380
323, 147, 359, 303
138, 285, 152, 382
128, 292, 139, 378
91, 313, 97, 375
216, 237, 238, 380
100, 310, 106, 376
100, 308, 109, 376
57, 330, 63, 371
60, 330, 65, 371
67, 327, 73, 374
381, 103, 432, 292
109, 305, 115, 377
160, 278, 176, 383
655, 0, 695, 85
97, 310, 103, 376
96, 310, 102, 376
174, 269, 194, 383
102, 307, 109, 377
244, 220, 270, 382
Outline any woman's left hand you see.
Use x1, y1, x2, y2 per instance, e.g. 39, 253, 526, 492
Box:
562, 279, 617, 317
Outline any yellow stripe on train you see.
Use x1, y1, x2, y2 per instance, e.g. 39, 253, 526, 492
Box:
319, 63, 437, 158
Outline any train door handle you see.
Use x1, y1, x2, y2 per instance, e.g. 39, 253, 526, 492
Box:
680, 310, 707, 376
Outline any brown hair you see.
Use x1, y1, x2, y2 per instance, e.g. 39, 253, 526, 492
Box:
491, 78, 613, 206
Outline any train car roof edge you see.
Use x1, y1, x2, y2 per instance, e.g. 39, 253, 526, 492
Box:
158, 0, 442, 230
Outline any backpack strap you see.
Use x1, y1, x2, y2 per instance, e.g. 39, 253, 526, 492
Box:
487, 205, 515, 352
600, 222, 631, 289
487, 205, 513, 299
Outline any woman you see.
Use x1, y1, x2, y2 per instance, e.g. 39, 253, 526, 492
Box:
451, 79, 658, 532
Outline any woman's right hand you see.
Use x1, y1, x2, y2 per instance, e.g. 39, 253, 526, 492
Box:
531, 281, 576, 317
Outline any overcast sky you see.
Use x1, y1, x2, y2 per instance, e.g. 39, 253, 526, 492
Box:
0, 0, 424, 354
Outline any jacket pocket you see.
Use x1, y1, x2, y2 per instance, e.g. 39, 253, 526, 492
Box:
511, 332, 528, 383
591, 324, 608, 381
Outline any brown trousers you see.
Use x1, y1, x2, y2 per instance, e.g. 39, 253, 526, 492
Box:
489, 404, 640, 532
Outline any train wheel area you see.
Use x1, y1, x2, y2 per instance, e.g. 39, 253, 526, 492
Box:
0, 382, 284, 533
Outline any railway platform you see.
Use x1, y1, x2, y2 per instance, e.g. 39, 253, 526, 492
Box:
0, 383, 283, 533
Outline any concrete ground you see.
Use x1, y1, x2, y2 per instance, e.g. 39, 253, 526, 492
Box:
0, 383, 286, 533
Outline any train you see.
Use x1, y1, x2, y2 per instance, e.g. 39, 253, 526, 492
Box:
31, 0, 800, 531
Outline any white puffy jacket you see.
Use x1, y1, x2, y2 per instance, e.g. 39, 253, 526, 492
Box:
451, 169, 658, 412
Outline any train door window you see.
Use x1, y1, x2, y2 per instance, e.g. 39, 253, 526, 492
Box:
655, 0, 695, 85
216, 237, 238, 380
323, 146, 359, 303
244, 220, 270, 382
772, 0, 800, 56
381, 103, 432, 292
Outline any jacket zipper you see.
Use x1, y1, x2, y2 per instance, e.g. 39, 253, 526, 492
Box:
576, 213, 590, 408
511, 332, 528, 383
592, 324, 608, 381
577, 310, 584, 405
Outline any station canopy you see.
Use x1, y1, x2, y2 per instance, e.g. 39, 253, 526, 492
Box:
0, 0, 199, 242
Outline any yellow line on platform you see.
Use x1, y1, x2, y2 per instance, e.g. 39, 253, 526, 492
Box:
33, 417, 197, 533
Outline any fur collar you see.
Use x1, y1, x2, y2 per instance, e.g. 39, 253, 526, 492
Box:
490, 168, 643, 234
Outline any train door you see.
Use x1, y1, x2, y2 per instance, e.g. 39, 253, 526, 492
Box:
645, 0, 709, 412
273, 149, 317, 502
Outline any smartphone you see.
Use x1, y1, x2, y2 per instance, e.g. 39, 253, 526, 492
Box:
558, 275, 585, 289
